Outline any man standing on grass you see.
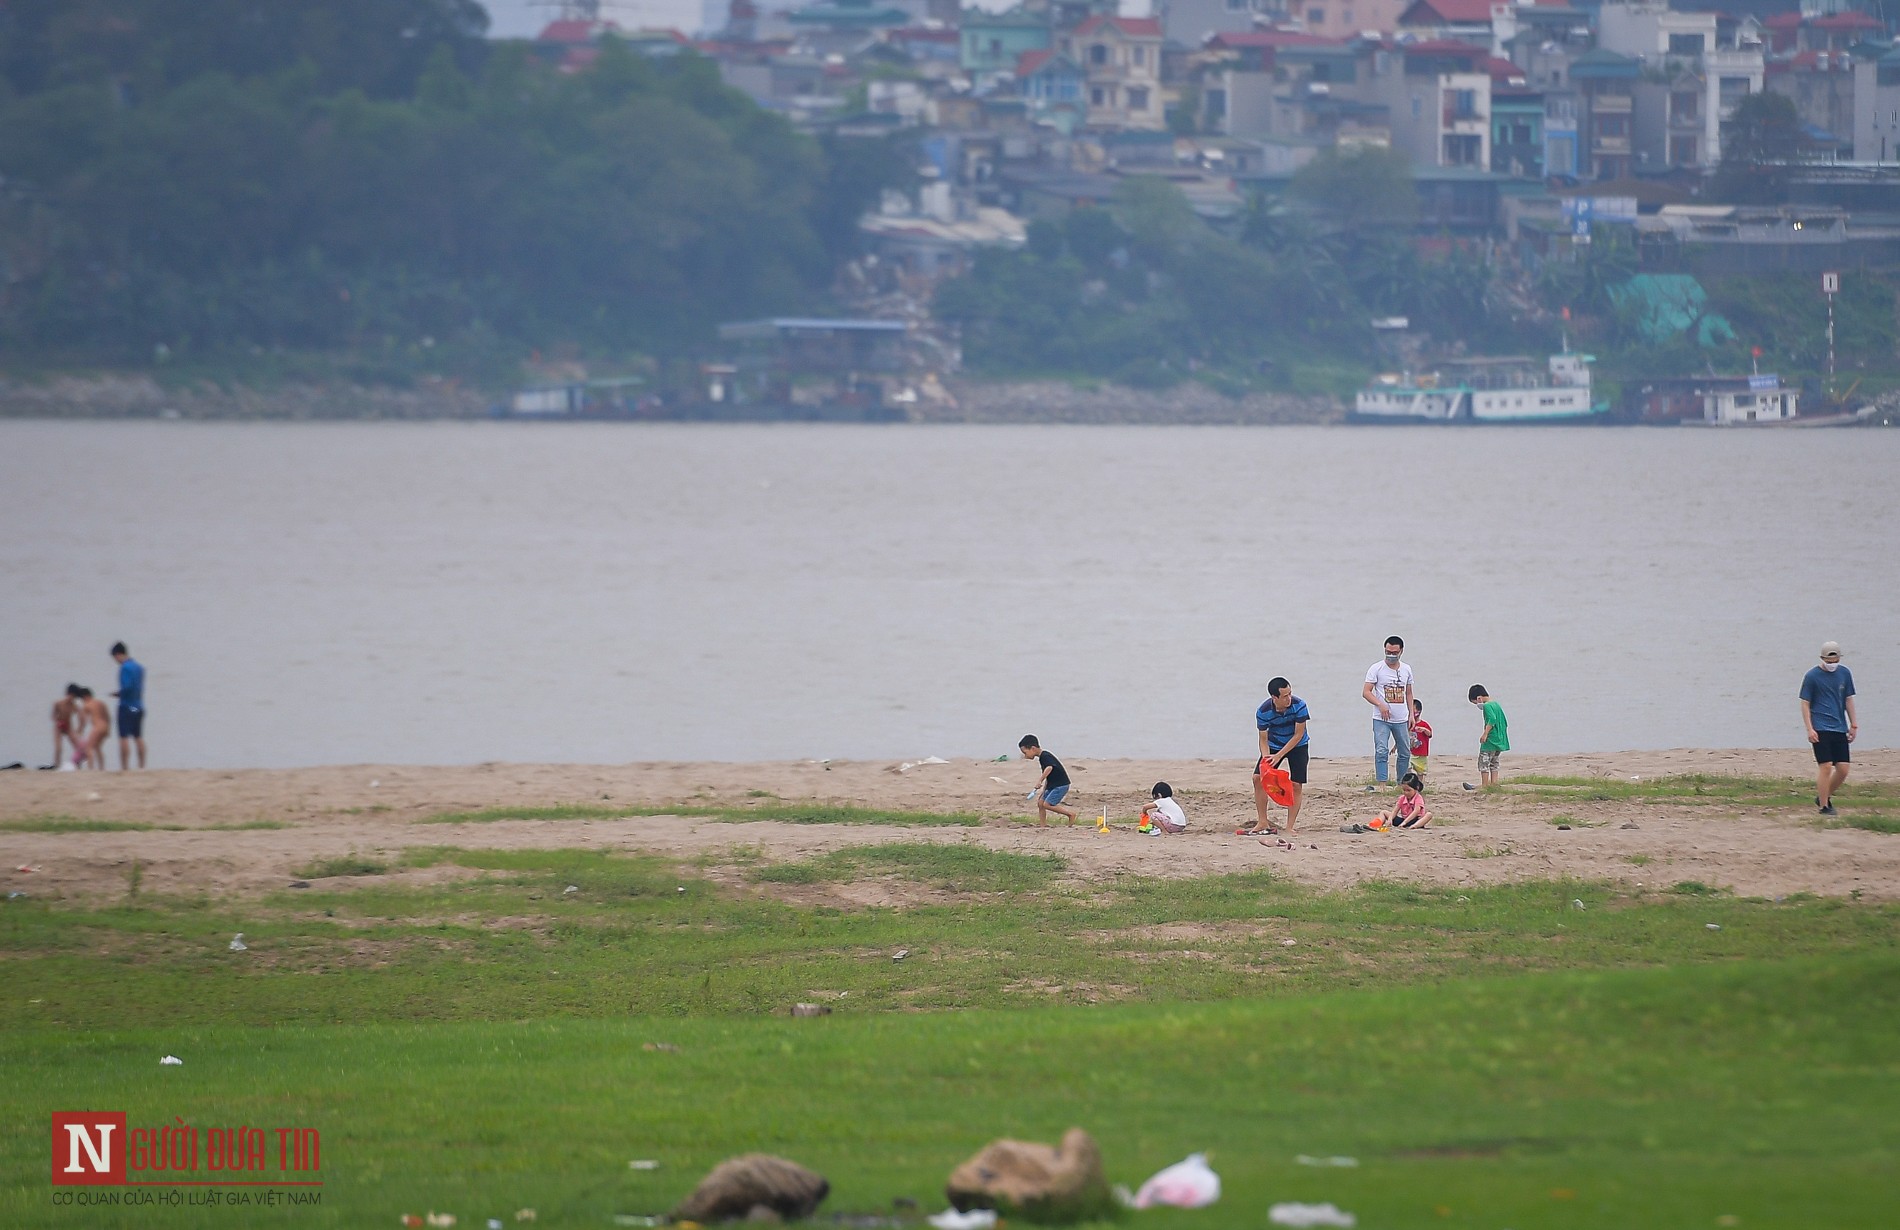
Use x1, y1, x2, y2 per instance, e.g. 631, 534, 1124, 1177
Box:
1362, 635, 1414, 790
1801, 641, 1857, 817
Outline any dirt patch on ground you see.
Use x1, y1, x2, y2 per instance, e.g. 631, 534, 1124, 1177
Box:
3, 749, 1897, 903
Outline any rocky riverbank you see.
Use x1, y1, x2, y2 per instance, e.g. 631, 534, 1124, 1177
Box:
0, 373, 489, 420
0, 371, 1347, 424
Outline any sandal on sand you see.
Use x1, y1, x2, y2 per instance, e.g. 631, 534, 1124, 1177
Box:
1235, 824, 1263, 836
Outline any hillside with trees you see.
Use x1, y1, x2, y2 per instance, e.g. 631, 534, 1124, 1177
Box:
0, 0, 903, 384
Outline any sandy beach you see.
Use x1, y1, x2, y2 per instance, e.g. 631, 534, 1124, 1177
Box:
4, 748, 1897, 903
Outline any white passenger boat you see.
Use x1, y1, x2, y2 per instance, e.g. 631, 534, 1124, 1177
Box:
1354, 352, 1609, 424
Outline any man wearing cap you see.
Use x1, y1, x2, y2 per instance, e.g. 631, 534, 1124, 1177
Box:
1800, 642, 1857, 817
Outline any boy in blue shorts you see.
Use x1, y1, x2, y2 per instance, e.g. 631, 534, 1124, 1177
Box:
1019, 735, 1079, 826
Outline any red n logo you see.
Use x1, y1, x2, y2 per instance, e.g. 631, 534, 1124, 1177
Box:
51, 1113, 127, 1186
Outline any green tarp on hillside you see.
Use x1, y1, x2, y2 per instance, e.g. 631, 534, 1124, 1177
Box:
1608, 274, 1738, 346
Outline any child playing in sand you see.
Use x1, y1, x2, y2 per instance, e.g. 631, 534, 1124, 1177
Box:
1376, 773, 1432, 829
1469, 685, 1510, 788
1139, 782, 1187, 835
1019, 735, 1080, 826
1409, 700, 1432, 783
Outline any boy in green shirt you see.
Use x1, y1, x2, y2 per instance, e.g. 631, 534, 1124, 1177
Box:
1468, 685, 1509, 788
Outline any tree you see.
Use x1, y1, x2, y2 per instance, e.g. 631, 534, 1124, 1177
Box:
1710, 91, 1802, 204
1288, 145, 1417, 234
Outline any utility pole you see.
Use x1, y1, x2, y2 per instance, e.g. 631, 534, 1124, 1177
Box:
1822, 270, 1839, 395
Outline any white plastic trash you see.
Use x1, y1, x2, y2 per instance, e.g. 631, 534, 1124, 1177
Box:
1293, 1155, 1358, 1168
159, 1055, 183, 1066
1133, 1152, 1220, 1209
927, 1210, 997, 1230
228, 934, 248, 952
1269, 1202, 1356, 1228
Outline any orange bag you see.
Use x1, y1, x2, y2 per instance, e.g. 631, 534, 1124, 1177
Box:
1256, 763, 1296, 807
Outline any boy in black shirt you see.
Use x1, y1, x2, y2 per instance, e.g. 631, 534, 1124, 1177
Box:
1019, 735, 1079, 826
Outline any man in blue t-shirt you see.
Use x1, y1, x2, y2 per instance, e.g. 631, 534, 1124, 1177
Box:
110, 641, 147, 770
1247, 677, 1310, 836
1800, 641, 1857, 816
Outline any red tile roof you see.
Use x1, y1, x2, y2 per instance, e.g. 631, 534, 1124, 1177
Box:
1403, 38, 1491, 57
1762, 12, 1803, 28
540, 19, 610, 44
1483, 54, 1526, 82
1398, 0, 1498, 25
1811, 11, 1882, 29
1016, 48, 1055, 75
1072, 15, 1163, 38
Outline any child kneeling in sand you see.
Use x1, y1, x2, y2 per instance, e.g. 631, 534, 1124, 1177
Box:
1139, 782, 1187, 835
1376, 773, 1432, 829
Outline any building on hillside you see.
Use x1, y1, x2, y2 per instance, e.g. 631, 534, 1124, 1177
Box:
1566, 48, 1641, 179
1395, 0, 1508, 53
1852, 43, 1900, 162
1156, 0, 1271, 50
1015, 49, 1088, 129
1492, 84, 1546, 176
1597, 3, 1765, 173
962, 9, 1052, 85
1766, 50, 1858, 158
1059, 16, 1167, 130
786, 0, 913, 54
1543, 90, 1581, 177
1292, 0, 1410, 40
1373, 40, 1493, 169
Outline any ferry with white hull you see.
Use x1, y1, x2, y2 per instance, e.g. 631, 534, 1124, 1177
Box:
1354, 352, 1609, 424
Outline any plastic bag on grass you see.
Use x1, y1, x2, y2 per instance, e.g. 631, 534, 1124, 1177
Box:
1133, 1153, 1220, 1209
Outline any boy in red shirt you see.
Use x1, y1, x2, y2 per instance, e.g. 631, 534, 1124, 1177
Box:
1409, 699, 1432, 784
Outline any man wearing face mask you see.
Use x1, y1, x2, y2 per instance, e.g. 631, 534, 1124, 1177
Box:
1362, 636, 1415, 790
1800, 642, 1857, 817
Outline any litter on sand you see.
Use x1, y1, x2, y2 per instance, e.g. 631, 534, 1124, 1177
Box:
228, 934, 248, 952
989, 777, 1009, 784
1280, 938, 1298, 947
1294, 1156, 1358, 1168
1132, 1152, 1220, 1209
926, 1209, 996, 1230
160, 1055, 183, 1065
898, 757, 950, 773
1269, 1202, 1356, 1228
892, 949, 909, 961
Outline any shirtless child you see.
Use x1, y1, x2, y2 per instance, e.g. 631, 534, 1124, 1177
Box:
48, 685, 83, 770
78, 688, 112, 769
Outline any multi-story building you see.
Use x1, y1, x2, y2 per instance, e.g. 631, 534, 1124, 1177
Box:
1371, 39, 1492, 168
1292, 0, 1410, 41
1852, 44, 1900, 163
1058, 16, 1167, 130
1567, 48, 1640, 180
1596, 3, 1764, 172
1766, 50, 1857, 157
961, 8, 1052, 86
1156, 0, 1272, 50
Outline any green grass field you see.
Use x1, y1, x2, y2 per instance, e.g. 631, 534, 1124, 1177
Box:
5, 809, 1899, 1228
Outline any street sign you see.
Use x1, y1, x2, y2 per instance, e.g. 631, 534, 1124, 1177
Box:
1822, 271, 1840, 294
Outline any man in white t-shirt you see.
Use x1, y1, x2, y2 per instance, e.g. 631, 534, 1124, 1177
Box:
1361, 635, 1415, 789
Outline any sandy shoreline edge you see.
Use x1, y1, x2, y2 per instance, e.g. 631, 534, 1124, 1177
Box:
4, 748, 1897, 902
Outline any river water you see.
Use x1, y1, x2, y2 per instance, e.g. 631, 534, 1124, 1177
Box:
1, 421, 1893, 769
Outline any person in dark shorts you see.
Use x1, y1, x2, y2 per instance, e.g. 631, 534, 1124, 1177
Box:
1800, 641, 1857, 817
1019, 735, 1079, 826
1247, 677, 1310, 836
111, 642, 147, 770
